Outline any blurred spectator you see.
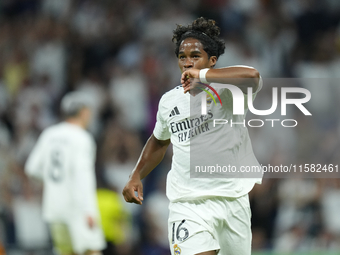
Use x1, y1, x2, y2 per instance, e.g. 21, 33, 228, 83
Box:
109, 67, 149, 133
274, 224, 312, 253
71, 0, 108, 40
12, 182, 49, 251
3, 48, 28, 98
99, 124, 142, 195
30, 17, 67, 97
249, 179, 278, 249
321, 179, 340, 235
41, 0, 72, 21
76, 69, 108, 137
275, 178, 319, 235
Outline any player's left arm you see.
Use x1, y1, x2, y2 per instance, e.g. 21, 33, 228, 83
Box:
181, 66, 260, 94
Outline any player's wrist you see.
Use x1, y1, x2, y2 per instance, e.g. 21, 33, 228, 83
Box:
199, 68, 210, 84
129, 170, 141, 181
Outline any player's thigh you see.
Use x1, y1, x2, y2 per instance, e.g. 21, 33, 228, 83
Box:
85, 251, 102, 255
68, 217, 106, 254
168, 219, 220, 255
217, 195, 252, 255
50, 223, 75, 255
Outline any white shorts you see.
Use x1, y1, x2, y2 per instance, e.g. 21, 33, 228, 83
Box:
168, 194, 252, 255
51, 216, 106, 254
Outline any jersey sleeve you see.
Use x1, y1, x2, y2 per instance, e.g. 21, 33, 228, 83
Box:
25, 132, 46, 180
153, 96, 171, 140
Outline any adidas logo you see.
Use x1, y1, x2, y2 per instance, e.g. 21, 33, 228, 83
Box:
169, 106, 180, 117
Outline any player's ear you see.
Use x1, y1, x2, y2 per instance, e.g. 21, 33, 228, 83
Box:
209, 56, 217, 68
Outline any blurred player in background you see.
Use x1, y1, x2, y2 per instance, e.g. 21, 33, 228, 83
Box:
25, 92, 106, 255
123, 17, 262, 255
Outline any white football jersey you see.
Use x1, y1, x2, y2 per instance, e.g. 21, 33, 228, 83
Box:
153, 77, 263, 202
25, 122, 99, 222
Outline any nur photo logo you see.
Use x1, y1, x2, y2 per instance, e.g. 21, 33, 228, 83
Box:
198, 82, 312, 128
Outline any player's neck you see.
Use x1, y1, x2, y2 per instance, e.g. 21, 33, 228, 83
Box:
65, 118, 85, 129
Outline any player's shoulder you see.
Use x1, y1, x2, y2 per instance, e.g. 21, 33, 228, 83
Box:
159, 85, 183, 103
157, 85, 185, 114
38, 123, 60, 139
43, 122, 93, 143
64, 123, 94, 144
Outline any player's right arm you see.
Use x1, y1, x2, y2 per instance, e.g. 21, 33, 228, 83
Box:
122, 134, 170, 205
25, 132, 46, 180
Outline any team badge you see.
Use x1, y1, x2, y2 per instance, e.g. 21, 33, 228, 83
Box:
173, 244, 181, 254
206, 94, 213, 105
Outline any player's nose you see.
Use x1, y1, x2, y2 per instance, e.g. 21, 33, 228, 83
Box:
184, 58, 193, 68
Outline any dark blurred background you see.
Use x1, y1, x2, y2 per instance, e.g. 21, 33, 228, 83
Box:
1, 0, 340, 254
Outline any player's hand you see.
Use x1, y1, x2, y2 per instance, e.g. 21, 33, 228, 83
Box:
87, 216, 95, 229
181, 69, 207, 95
181, 69, 200, 93
122, 175, 144, 205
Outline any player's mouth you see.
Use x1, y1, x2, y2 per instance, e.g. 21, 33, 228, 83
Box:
182, 67, 192, 72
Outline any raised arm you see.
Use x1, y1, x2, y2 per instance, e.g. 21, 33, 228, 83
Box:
181, 66, 260, 94
122, 134, 170, 205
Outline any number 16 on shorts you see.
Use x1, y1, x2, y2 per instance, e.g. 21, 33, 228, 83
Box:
171, 220, 190, 244
169, 219, 220, 255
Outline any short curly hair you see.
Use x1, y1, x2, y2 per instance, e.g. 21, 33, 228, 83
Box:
172, 17, 225, 59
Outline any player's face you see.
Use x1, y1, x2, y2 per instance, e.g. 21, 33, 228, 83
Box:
178, 38, 216, 73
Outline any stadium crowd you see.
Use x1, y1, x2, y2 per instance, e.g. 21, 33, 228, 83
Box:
1, 0, 340, 254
